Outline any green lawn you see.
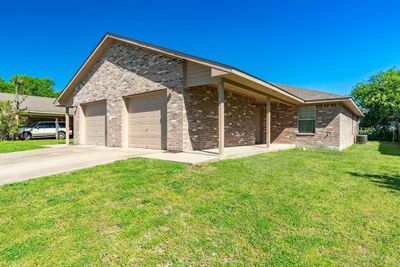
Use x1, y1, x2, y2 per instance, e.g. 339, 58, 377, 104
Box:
0, 142, 399, 266
0, 139, 68, 154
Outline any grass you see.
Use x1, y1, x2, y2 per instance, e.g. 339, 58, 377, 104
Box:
0, 142, 399, 266
0, 139, 69, 154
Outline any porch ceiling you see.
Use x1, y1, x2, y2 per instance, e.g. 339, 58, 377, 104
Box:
220, 74, 304, 105
209, 78, 296, 106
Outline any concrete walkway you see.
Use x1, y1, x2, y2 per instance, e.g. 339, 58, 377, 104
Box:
0, 144, 295, 186
141, 144, 295, 165
0, 145, 160, 186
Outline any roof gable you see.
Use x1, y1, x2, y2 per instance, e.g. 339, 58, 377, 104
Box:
55, 33, 305, 106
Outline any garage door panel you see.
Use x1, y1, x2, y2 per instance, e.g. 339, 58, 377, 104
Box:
146, 138, 160, 149
86, 116, 104, 121
128, 137, 147, 148
84, 102, 106, 146
86, 134, 104, 138
127, 91, 166, 149
89, 137, 105, 144
86, 121, 104, 128
147, 125, 160, 132
130, 127, 147, 133
85, 128, 104, 134
128, 118, 146, 123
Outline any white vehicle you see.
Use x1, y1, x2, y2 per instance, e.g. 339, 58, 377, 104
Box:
19, 121, 73, 140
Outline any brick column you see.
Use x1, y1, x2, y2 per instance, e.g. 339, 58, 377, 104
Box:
74, 105, 82, 145
106, 98, 123, 147
167, 86, 185, 151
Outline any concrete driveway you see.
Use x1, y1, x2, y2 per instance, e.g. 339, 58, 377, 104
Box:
0, 145, 161, 186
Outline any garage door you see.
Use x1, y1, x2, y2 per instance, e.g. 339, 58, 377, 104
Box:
84, 101, 106, 146
127, 91, 167, 149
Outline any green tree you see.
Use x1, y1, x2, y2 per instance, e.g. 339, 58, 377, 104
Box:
10, 75, 58, 97
0, 75, 58, 97
351, 68, 400, 140
0, 100, 23, 140
0, 78, 13, 93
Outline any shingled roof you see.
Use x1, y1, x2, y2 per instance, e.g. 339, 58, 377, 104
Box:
272, 83, 349, 101
0, 92, 71, 115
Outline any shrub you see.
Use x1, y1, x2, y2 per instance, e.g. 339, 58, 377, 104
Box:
359, 127, 394, 141
0, 100, 22, 140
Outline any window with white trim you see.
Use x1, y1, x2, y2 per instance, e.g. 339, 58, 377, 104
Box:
298, 106, 316, 133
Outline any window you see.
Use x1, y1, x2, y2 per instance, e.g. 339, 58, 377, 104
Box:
35, 123, 45, 129
298, 106, 316, 133
36, 122, 56, 129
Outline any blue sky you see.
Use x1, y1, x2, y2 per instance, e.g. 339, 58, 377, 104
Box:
1, 0, 399, 96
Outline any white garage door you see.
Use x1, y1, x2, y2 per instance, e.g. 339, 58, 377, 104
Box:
127, 91, 167, 149
84, 101, 106, 146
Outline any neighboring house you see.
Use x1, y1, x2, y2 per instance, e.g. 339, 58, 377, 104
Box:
55, 33, 363, 154
0, 92, 73, 127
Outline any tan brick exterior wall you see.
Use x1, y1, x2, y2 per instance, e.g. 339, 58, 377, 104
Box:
184, 86, 257, 150
270, 103, 357, 150
183, 90, 357, 150
340, 105, 358, 150
72, 41, 184, 149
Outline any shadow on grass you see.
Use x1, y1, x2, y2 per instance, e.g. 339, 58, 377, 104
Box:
348, 172, 400, 192
378, 141, 400, 156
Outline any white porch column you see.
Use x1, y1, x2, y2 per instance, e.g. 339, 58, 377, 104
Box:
65, 107, 70, 145
266, 96, 271, 148
55, 117, 59, 139
218, 79, 225, 156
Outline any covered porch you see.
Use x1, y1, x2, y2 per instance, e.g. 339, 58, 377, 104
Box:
184, 77, 299, 156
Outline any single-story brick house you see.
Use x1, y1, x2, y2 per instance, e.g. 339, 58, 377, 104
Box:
0, 92, 73, 127
55, 33, 363, 154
